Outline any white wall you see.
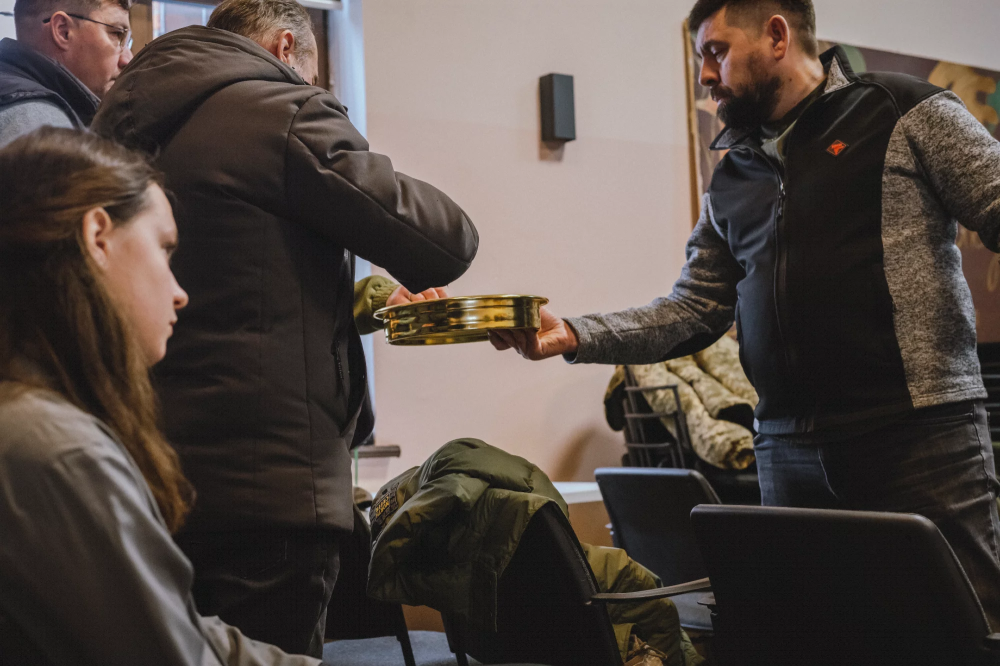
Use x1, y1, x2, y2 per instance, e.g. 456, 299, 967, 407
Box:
1, 0, 15, 40
363, 0, 1000, 483
813, 0, 1000, 72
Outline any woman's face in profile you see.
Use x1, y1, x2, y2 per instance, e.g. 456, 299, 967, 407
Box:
92, 185, 189, 365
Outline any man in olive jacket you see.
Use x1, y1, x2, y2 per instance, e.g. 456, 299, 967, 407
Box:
92, 0, 478, 656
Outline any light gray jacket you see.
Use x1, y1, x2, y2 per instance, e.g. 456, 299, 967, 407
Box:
0, 387, 320, 666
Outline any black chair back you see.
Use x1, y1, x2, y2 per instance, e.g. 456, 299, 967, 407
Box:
447, 502, 623, 666
596, 467, 719, 633
596, 467, 718, 586
691, 504, 996, 666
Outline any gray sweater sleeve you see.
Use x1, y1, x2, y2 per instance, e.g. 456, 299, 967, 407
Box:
902, 91, 1000, 251
565, 195, 742, 365
0, 417, 319, 666
0, 100, 74, 148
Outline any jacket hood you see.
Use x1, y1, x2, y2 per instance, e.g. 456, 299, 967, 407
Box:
369, 438, 567, 542
0, 38, 99, 126
93, 25, 304, 154
367, 439, 568, 630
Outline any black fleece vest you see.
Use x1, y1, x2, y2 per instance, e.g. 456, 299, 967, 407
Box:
708, 47, 944, 433
0, 38, 98, 128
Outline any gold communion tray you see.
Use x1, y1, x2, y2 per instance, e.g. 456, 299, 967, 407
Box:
374, 294, 548, 346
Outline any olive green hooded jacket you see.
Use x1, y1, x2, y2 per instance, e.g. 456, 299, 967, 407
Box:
367, 439, 702, 665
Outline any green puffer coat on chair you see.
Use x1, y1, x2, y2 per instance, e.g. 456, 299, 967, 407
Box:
367, 438, 703, 666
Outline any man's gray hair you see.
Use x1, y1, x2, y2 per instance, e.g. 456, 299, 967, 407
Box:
208, 0, 316, 58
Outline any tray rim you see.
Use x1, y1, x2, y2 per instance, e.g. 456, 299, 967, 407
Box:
373, 294, 549, 322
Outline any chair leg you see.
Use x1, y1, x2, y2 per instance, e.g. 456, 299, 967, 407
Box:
441, 613, 470, 666
392, 605, 416, 666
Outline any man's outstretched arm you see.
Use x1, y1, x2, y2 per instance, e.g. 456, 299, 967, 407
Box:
491, 195, 743, 364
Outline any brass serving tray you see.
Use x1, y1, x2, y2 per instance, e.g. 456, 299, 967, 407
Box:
374, 294, 548, 346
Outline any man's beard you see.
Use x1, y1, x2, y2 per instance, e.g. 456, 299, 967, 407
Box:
713, 55, 782, 131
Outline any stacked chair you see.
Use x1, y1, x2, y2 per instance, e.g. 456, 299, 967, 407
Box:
618, 367, 760, 505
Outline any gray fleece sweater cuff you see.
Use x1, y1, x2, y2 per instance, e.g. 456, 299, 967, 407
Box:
562, 316, 602, 364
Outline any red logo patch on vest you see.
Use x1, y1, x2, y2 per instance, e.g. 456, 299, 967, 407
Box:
826, 140, 849, 157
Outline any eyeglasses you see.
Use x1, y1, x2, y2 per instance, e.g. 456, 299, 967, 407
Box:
43, 12, 133, 51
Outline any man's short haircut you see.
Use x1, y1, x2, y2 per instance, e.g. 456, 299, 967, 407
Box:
14, 0, 131, 33
688, 0, 818, 58
208, 0, 316, 59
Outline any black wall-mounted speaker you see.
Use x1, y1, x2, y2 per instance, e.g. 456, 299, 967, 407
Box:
540, 73, 576, 143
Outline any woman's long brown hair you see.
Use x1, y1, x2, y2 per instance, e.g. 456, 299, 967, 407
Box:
0, 128, 192, 532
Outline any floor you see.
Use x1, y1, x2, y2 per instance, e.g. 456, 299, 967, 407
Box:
322, 631, 549, 666
322, 631, 478, 666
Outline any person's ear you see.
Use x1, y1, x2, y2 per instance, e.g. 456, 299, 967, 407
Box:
275, 29, 295, 65
81, 207, 115, 270
765, 15, 790, 60
48, 11, 74, 53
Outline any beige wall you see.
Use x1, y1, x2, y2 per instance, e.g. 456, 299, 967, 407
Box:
363, 0, 1000, 483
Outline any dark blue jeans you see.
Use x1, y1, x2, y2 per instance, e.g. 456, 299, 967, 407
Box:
754, 400, 1000, 630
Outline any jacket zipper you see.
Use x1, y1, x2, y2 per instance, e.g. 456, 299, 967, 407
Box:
747, 147, 794, 376
773, 177, 793, 373
334, 348, 345, 386
334, 251, 354, 390
725, 83, 832, 395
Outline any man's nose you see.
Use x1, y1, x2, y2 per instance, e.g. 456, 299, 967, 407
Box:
119, 45, 133, 69
699, 60, 719, 89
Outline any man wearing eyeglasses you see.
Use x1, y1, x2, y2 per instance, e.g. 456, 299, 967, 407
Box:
0, 0, 132, 148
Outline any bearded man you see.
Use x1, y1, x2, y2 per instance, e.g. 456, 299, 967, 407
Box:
490, 0, 1000, 627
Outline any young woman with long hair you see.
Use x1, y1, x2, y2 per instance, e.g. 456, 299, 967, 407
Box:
0, 127, 318, 665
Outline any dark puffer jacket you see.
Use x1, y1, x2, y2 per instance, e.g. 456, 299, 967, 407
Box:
92, 26, 479, 533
